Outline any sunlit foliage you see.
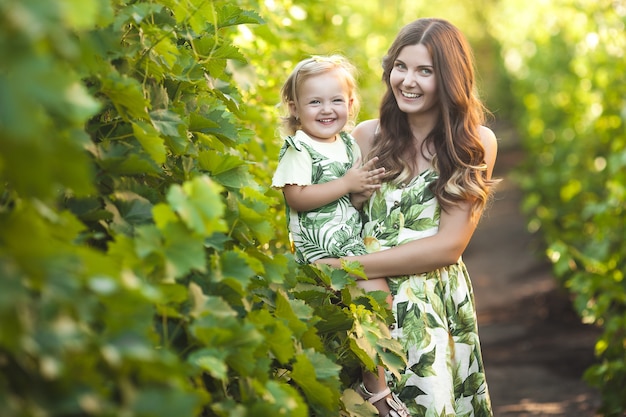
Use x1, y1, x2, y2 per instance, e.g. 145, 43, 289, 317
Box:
491, 1, 626, 413
1, 0, 624, 415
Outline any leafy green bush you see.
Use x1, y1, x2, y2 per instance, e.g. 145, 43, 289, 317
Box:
0, 1, 405, 415
490, 1, 626, 414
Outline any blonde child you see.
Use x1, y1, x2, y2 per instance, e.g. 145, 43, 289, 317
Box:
271, 55, 409, 417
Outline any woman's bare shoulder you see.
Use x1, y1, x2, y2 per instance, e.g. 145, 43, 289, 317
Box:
352, 119, 379, 149
479, 125, 498, 177
353, 119, 379, 136
478, 125, 497, 145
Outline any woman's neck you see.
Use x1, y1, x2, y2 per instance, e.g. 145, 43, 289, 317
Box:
408, 104, 437, 128
406, 114, 437, 174
408, 116, 436, 145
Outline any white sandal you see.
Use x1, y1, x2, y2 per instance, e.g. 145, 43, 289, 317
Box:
354, 382, 411, 417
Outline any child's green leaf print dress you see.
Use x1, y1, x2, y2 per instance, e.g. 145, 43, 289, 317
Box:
272, 130, 367, 264
362, 170, 493, 417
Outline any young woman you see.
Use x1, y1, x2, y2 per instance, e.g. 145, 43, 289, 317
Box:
318, 18, 500, 416
271, 55, 410, 417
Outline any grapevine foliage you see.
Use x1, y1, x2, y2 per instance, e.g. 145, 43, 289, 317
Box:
0, 1, 403, 416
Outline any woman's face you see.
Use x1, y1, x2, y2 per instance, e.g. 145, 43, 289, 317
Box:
389, 43, 439, 118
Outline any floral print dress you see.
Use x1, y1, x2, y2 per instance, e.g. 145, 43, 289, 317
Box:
272, 130, 367, 264
362, 169, 493, 417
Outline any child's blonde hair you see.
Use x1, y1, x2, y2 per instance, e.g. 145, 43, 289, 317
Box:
280, 54, 360, 136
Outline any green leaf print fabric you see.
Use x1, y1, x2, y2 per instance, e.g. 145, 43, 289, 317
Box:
362, 170, 493, 417
277, 131, 367, 264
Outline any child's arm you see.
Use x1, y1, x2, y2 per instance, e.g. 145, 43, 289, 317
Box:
283, 157, 384, 212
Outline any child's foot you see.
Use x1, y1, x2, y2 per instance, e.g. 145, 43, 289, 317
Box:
354, 382, 410, 417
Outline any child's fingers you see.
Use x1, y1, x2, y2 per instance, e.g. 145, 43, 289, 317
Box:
366, 167, 385, 183
360, 156, 379, 170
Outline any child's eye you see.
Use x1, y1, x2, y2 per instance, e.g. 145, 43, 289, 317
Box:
309, 99, 321, 105
333, 98, 345, 103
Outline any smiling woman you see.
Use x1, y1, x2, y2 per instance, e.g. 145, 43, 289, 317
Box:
316, 18, 500, 416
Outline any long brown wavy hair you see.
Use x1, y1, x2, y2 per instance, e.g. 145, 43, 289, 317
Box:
369, 18, 499, 221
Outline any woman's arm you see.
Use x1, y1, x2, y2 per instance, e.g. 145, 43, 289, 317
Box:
318, 125, 499, 278
321, 203, 477, 278
480, 125, 498, 179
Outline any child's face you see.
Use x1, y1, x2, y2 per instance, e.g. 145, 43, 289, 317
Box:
290, 69, 352, 142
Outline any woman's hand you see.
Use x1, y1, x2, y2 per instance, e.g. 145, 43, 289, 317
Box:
350, 190, 372, 210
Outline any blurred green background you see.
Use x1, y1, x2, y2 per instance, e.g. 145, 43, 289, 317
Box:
1, 0, 624, 415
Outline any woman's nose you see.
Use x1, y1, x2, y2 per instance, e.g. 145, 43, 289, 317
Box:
402, 71, 417, 87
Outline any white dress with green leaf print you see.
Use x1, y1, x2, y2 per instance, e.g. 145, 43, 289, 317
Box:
272, 130, 367, 264
362, 169, 493, 417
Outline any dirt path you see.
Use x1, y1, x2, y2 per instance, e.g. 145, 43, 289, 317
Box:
462, 134, 603, 416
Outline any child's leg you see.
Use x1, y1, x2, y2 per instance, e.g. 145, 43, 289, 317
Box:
356, 277, 393, 309
355, 278, 402, 416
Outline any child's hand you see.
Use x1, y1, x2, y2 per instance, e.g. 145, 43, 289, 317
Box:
344, 156, 385, 194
